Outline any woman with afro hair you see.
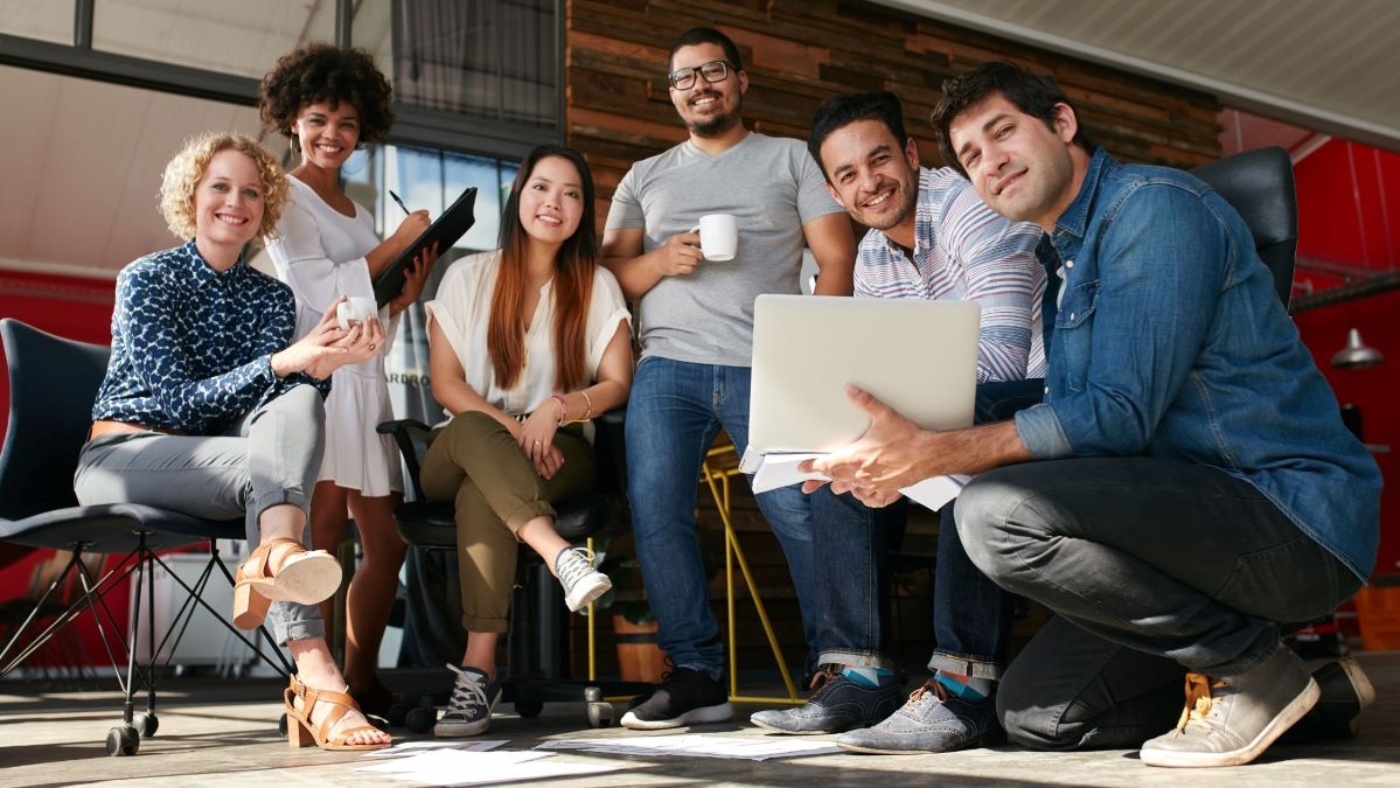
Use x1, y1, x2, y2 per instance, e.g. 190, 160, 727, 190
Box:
260, 42, 438, 717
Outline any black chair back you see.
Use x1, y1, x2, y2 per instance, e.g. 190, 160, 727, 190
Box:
0, 320, 111, 522
1190, 146, 1298, 307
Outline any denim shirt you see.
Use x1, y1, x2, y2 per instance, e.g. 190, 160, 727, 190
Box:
1014, 149, 1381, 580
92, 241, 327, 435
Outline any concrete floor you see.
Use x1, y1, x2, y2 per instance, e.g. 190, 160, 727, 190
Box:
1, 654, 1397, 788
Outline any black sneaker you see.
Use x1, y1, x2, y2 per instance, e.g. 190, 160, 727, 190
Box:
751, 669, 903, 734
620, 667, 733, 730
434, 664, 502, 738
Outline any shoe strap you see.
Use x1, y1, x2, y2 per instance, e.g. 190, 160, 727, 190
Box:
240, 536, 306, 583
287, 675, 363, 745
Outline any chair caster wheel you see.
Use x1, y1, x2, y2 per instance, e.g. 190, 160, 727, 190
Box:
515, 700, 543, 719
586, 701, 614, 728
278, 713, 288, 736
385, 702, 410, 728
584, 686, 604, 703
133, 712, 158, 738
106, 725, 140, 756
405, 705, 437, 734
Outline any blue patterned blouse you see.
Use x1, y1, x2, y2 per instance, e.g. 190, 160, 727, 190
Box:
91, 241, 328, 435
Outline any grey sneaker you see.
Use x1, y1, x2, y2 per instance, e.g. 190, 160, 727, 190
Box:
434, 665, 502, 738
555, 547, 612, 612
836, 678, 1002, 754
1139, 645, 1320, 768
751, 669, 903, 734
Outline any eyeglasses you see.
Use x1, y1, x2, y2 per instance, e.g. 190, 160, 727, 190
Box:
668, 60, 731, 91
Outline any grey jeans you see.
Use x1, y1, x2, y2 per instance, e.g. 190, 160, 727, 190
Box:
73, 384, 328, 644
956, 457, 1358, 750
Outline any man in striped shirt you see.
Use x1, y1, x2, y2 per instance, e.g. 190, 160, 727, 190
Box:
749, 91, 1048, 754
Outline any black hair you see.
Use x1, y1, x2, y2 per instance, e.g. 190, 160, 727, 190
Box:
931, 61, 1096, 176
808, 91, 910, 179
668, 27, 743, 73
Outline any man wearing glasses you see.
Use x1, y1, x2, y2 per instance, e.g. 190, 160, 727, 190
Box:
602, 26, 866, 730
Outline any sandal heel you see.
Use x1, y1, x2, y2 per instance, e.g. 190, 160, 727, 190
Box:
287, 715, 314, 748
232, 581, 271, 630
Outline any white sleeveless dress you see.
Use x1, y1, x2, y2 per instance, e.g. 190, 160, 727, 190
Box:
264, 176, 403, 496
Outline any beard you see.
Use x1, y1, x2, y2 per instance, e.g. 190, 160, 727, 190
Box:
686, 94, 744, 139
861, 176, 919, 232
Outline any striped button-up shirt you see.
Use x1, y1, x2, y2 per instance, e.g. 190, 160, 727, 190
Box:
855, 167, 1046, 382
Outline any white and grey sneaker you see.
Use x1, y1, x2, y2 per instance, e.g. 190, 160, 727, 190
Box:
434, 664, 502, 738
555, 547, 612, 612
1139, 645, 1319, 768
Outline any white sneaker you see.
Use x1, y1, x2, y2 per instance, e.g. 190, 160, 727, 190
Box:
555, 547, 612, 612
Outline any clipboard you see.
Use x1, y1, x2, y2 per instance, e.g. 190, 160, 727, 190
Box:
373, 186, 478, 307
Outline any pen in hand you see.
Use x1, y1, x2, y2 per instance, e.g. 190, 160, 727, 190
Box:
388, 190, 411, 216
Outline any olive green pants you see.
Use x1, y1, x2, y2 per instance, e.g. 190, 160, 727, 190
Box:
420, 411, 595, 633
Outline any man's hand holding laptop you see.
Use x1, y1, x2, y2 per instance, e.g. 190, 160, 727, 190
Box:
799, 383, 1032, 508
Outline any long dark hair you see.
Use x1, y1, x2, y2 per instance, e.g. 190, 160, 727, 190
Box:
488, 144, 599, 391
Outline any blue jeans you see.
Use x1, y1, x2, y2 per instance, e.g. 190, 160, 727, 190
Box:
956, 457, 1358, 749
626, 356, 820, 675
816, 379, 1043, 675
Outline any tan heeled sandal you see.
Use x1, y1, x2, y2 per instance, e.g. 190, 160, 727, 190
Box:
284, 675, 392, 751
231, 537, 342, 630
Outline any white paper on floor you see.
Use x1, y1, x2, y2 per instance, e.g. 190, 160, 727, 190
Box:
361, 739, 507, 758
538, 733, 841, 761
356, 749, 620, 785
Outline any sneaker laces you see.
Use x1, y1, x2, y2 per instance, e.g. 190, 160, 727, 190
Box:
809, 666, 840, 693
556, 547, 599, 590
444, 664, 489, 716
903, 678, 950, 710
1175, 672, 1228, 733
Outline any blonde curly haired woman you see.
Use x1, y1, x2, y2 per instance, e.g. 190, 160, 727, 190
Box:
73, 132, 392, 751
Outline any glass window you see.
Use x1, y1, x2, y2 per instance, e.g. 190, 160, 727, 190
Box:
92, 0, 336, 79
0, 0, 75, 44
374, 0, 560, 128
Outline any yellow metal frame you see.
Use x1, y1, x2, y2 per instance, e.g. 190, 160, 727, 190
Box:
700, 444, 803, 705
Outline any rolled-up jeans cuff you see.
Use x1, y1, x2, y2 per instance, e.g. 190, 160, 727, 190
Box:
273, 603, 325, 647
928, 650, 1004, 680
820, 650, 896, 671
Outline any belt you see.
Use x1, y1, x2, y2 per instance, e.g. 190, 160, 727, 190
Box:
88, 420, 189, 441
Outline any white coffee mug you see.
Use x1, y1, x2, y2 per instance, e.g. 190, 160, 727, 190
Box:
336, 296, 377, 330
690, 214, 738, 262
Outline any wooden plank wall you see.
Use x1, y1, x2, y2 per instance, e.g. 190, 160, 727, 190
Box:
567, 0, 1223, 225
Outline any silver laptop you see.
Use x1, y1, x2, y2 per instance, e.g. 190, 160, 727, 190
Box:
747, 294, 980, 455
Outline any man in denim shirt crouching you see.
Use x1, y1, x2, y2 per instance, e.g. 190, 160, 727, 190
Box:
802, 61, 1381, 769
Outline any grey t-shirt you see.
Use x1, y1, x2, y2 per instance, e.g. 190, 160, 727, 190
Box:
606, 132, 844, 367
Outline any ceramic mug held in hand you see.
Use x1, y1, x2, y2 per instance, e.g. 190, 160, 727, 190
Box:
336, 296, 377, 330
689, 214, 738, 262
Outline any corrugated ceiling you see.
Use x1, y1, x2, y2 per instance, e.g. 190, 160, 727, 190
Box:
874, 0, 1400, 153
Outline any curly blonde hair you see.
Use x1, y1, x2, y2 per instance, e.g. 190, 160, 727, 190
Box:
159, 133, 290, 240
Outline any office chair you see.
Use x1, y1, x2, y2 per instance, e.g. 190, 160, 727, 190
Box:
379, 409, 647, 729
1190, 145, 1297, 305
0, 319, 291, 756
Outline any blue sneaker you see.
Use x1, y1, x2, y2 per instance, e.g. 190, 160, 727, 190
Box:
434, 665, 502, 738
751, 669, 902, 734
836, 678, 1003, 754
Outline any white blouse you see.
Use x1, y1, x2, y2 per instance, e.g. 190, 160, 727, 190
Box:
425, 250, 630, 420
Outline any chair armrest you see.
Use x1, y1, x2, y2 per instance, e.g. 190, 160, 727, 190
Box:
376, 419, 433, 502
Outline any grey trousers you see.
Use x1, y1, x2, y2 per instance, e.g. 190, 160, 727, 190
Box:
73, 384, 328, 644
